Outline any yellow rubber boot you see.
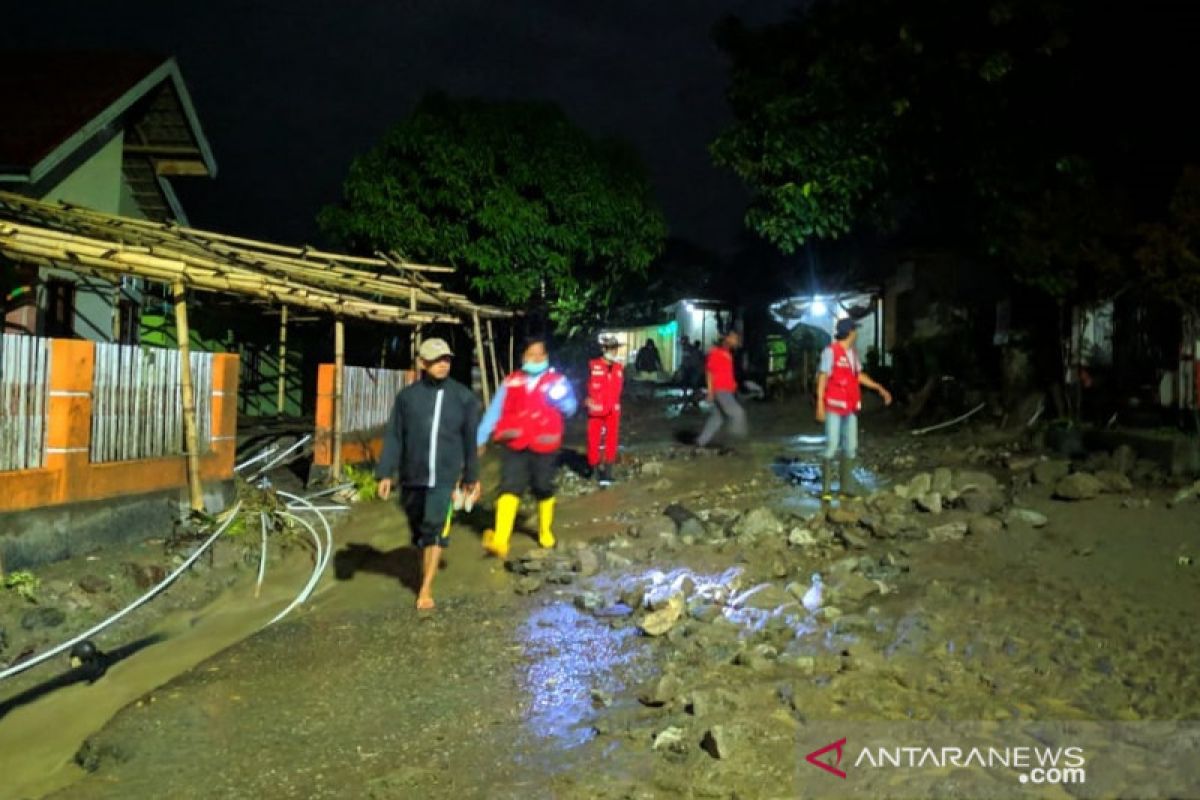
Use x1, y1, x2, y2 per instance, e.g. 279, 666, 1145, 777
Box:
537, 498, 557, 549
483, 493, 519, 559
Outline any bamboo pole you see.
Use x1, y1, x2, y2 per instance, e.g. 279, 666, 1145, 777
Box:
486, 318, 502, 389
473, 311, 490, 406
276, 305, 288, 415
172, 280, 205, 513
332, 319, 345, 480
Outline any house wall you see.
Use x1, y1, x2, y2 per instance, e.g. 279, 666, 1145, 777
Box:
37, 133, 126, 342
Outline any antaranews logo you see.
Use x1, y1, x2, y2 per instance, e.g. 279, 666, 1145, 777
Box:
805, 738, 848, 779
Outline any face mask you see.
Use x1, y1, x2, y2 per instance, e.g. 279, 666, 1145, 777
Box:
522, 360, 549, 376
603, 351, 617, 362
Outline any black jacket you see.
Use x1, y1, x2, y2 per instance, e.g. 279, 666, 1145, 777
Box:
375, 376, 480, 488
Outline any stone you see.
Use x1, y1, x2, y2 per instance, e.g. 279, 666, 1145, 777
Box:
640, 595, 684, 636
832, 573, 879, 605
514, 576, 543, 595
1006, 507, 1048, 528
1168, 483, 1199, 508
700, 726, 735, 760
907, 473, 933, 496
1007, 455, 1040, 471
21, 606, 66, 630
927, 521, 968, 542
868, 492, 909, 515
732, 508, 784, 539
77, 575, 112, 594
639, 673, 684, 707
688, 688, 738, 717
1054, 472, 1104, 501
1034, 460, 1071, 485
736, 583, 794, 611
572, 548, 601, 577
787, 527, 818, 548
652, 726, 687, 753
839, 529, 870, 550
781, 654, 816, 675
640, 460, 665, 477
648, 478, 673, 492
816, 605, 843, 622
953, 470, 1001, 494
1094, 470, 1133, 493
914, 492, 943, 514
1112, 445, 1137, 476
827, 507, 862, 526
635, 517, 678, 540
606, 553, 634, 569
960, 488, 1004, 515
123, 562, 167, 590
574, 591, 605, 612
968, 516, 1004, 537
678, 518, 707, 540
931, 467, 954, 495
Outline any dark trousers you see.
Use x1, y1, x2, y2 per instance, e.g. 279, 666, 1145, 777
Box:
401, 485, 455, 548
499, 448, 557, 500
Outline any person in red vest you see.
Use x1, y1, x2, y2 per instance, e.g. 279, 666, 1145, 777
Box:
696, 329, 748, 448
815, 318, 892, 501
476, 337, 577, 559
586, 336, 625, 486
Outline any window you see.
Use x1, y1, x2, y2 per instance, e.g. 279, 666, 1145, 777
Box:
44, 280, 75, 337
117, 298, 140, 345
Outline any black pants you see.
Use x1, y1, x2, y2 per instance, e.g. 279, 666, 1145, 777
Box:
401, 485, 454, 548
499, 449, 557, 500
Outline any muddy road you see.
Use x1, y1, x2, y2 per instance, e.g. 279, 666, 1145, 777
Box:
2, 402, 1199, 799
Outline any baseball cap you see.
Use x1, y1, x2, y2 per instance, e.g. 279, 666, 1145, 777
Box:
418, 338, 453, 361
835, 318, 859, 339
599, 335, 619, 348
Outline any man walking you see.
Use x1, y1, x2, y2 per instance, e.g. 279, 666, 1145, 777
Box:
477, 337, 577, 559
586, 336, 624, 486
815, 318, 893, 501
376, 338, 480, 610
696, 329, 748, 448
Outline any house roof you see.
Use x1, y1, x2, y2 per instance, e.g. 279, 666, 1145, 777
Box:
0, 52, 217, 197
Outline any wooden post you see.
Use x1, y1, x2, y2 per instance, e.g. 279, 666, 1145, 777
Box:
409, 288, 420, 367
172, 280, 204, 512
486, 318, 502, 388
472, 311, 490, 406
332, 318, 345, 480
276, 305, 288, 415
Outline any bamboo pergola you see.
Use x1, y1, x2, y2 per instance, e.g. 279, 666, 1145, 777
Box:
0, 191, 514, 502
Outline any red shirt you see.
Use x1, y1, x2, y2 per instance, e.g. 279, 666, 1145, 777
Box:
706, 346, 737, 393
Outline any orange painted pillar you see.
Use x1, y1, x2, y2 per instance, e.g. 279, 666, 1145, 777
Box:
44, 339, 94, 504
208, 353, 240, 479
313, 364, 334, 466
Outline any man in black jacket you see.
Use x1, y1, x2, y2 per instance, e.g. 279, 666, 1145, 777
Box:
376, 338, 480, 610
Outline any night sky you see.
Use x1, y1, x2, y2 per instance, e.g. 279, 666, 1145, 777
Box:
4, 0, 802, 254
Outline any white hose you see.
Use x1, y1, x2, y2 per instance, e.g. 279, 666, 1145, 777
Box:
248, 434, 311, 479
264, 512, 325, 627
287, 504, 349, 512
302, 483, 354, 500
0, 502, 243, 682
255, 512, 268, 599
276, 491, 334, 578
910, 402, 987, 436
235, 443, 279, 473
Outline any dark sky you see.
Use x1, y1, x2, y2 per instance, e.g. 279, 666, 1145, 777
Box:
4, 0, 801, 254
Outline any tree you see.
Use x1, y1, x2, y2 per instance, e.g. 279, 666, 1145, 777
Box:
1137, 166, 1200, 319
319, 95, 667, 334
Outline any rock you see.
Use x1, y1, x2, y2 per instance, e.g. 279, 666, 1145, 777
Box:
632, 516, 677, 540
832, 573, 879, 605
735, 583, 794, 611
953, 470, 1001, 494
0, 626, 6, 656
1006, 507, 1048, 528
640, 460, 665, 477
1094, 470, 1133, 493
781, 654, 816, 675
639, 595, 684, 636
77, 575, 112, 594
907, 473, 933, 496
514, 576, 544, 595
827, 507, 861, 526
1034, 460, 1071, 485
688, 689, 738, 717
574, 591, 605, 612
700, 726, 735, 760
590, 688, 613, 708
787, 527, 818, 548
839, 529, 870, 550
21, 606, 66, 630
960, 488, 1004, 515
734, 644, 778, 671
572, 548, 601, 576
868, 492, 909, 515
914, 492, 943, 514
639, 673, 684, 707
968, 516, 1004, 537
1133, 459, 1163, 484
678, 518, 708, 540
1054, 472, 1104, 501
605, 553, 634, 569
731, 507, 784, 539
1112, 445, 1137, 476
1169, 483, 1200, 508
832, 614, 874, 634
926, 521, 968, 542
816, 605, 842, 622
652, 726, 687, 753
1006, 455, 1040, 471
931, 467, 954, 495
123, 562, 167, 590
1121, 497, 1152, 510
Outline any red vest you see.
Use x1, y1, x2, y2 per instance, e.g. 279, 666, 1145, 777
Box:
824, 342, 862, 414
494, 370, 565, 453
585, 357, 624, 416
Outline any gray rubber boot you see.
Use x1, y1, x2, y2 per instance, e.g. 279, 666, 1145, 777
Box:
820, 459, 835, 501
840, 456, 862, 498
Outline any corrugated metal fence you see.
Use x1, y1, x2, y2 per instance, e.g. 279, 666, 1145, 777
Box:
91, 343, 213, 463
342, 366, 408, 434
0, 334, 51, 471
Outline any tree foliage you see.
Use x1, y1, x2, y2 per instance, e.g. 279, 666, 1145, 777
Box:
319, 95, 667, 333
1137, 166, 1200, 315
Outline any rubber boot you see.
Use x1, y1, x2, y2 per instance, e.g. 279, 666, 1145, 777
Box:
483, 493, 519, 558
598, 464, 614, 487
840, 456, 862, 499
820, 459, 835, 503
537, 497, 557, 549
